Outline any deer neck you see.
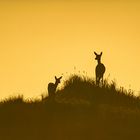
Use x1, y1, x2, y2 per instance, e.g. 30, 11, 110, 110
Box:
97, 59, 101, 64
54, 82, 59, 88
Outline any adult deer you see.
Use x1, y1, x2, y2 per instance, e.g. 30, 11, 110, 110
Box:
48, 76, 62, 97
94, 52, 106, 85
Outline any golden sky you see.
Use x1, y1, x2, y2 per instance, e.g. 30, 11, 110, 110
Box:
0, 0, 140, 99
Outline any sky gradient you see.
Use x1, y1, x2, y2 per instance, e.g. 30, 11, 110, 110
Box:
0, 0, 140, 99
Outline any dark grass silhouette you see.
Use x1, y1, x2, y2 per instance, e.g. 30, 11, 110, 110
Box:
1, 75, 140, 140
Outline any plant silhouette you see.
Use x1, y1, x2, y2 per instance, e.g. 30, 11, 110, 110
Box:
94, 52, 106, 85
0, 75, 140, 140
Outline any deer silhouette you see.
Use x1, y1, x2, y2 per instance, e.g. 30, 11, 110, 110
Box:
94, 52, 106, 85
48, 76, 62, 97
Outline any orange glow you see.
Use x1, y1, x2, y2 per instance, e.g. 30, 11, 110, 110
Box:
0, 0, 140, 99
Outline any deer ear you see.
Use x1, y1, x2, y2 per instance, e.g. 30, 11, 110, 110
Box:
59, 76, 62, 79
94, 52, 97, 55
55, 76, 57, 80
100, 52, 102, 55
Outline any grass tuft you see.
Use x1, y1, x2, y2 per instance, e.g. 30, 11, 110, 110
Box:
0, 74, 140, 140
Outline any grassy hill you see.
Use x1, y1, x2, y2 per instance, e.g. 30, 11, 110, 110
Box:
0, 75, 140, 140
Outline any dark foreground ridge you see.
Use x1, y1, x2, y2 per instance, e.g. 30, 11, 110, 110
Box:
0, 75, 140, 140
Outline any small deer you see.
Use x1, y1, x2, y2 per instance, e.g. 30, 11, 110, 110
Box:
94, 52, 106, 85
48, 76, 62, 97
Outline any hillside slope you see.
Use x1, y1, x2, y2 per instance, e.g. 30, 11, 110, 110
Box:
0, 75, 140, 140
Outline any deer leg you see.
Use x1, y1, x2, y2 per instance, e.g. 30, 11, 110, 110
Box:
95, 74, 97, 85
101, 76, 103, 85
96, 77, 99, 86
